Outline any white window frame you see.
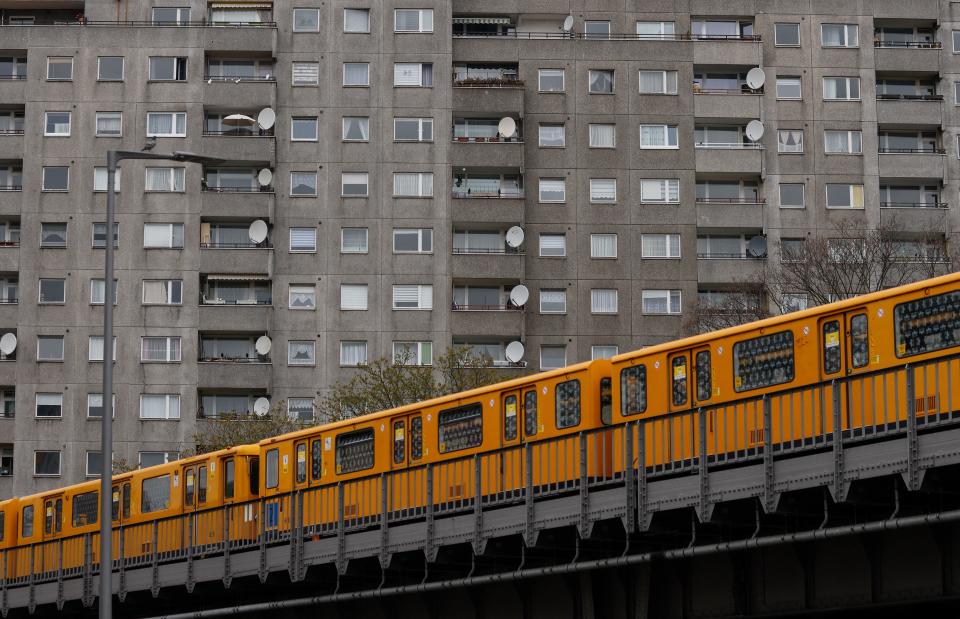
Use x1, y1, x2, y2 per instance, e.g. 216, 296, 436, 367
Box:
340, 228, 369, 253
97, 56, 124, 81
90, 278, 118, 305
340, 341, 368, 366
144, 167, 185, 192
288, 284, 316, 310
636, 20, 675, 40
148, 56, 187, 81
87, 336, 117, 362
139, 394, 181, 420
143, 223, 184, 249
33, 450, 61, 476
821, 23, 859, 48
539, 233, 567, 257
140, 336, 181, 362
825, 183, 865, 209
538, 123, 565, 148
540, 346, 567, 371
287, 340, 316, 366
142, 279, 182, 305
41, 166, 69, 192
343, 8, 370, 33
589, 178, 617, 203
290, 116, 319, 142
776, 77, 802, 100
393, 117, 433, 142
38, 278, 65, 304
779, 184, 806, 209
538, 69, 565, 92
539, 289, 567, 314
393, 172, 434, 197
392, 284, 433, 310
641, 233, 681, 259
43, 111, 71, 137
777, 129, 804, 153
95, 111, 123, 137
590, 289, 619, 314
824, 130, 863, 154
85, 393, 116, 419
291, 62, 319, 86
292, 8, 320, 32
591, 345, 619, 360
641, 289, 682, 315
588, 69, 615, 94
342, 116, 370, 141
35, 393, 63, 417
590, 233, 618, 259
341, 172, 369, 197
37, 336, 65, 362
392, 228, 433, 254
340, 284, 368, 310
393, 341, 433, 366
822, 76, 861, 101
639, 124, 679, 149
394, 8, 433, 33
138, 451, 179, 467
638, 70, 678, 94
93, 168, 122, 193
287, 398, 315, 421
46, 56, 73, 81
774, 23, 801, 47
538, 178, 566, 203
393, 62, 432, 87
588, 123, 616, 148
85, 451, 101, 476
289, 171, 318, 197
146, 112, 187, 138
289, 227, 317, 253
343, 62, 370, 86
639, 179, 679, 203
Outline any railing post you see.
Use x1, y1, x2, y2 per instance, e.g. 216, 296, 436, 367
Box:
288, 491, 304, 582
380, 473, 390, 568
425, 465, 436, 562
287, 491, 297, 582
638, 422, 649, 531
81, 533, 93, 607
524, 442, 535, 546
150, 520, 160, 598
336, 483, 346, 574
578, 433, 589, 539
27, 543, 34, 614
1, 547, 7, 618
697, 408, 710, 523
118, 524, 126, 603
472, 455, 485, 555
624, 423, 636, 533
763, 396, 775, 513
56, 538, 64, 610
185, 513, 195, 593
906, 365, 920, 491
257, 498, 267, 584
832, 380, 845, 502
222, 505, 232, 589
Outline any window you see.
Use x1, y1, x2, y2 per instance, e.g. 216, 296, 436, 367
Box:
588, 70, 614, 94
778, 129, 803, 153
538, 69, 565, 92
642, 290, 682, 314
539, 123, 565, 147
289, 285, 316, 310
290, 171, 317, 196
588, 123, 615, 148
592, 345, 619, 360
84, 453, 101, 478
955, 31, 960, 53
36, 393, 63, 417
93, 168, 122, 193
90, 279, 118, 307
139, 394, 180, 419
393, 285, 433, 310
590, 179, 617, 203
393, 341, 432, 366
343, 62, 370, 86
97, 56, 124, 81
341, 172, 369, 196
775, 23, 800, 46
39, 279, 65, 304
639, 125, 678, 148
36, 335, 64, 362
779, 183, 805, 208
139, 452, 177, 468
342, 116, 369, 141
394, 63, 433, 87
344, 8, 370, 32
292, 62, 319, 86
393, 172, 433, 197
591, 289, 618, 314
44, 112, 71, 137
395, 9, 433, 32
148, 56, 187, 81
781, 293, 809, 314
42, 167, 69, 191
289, 227, 317, 253
146, 112, 186, 137
538, 178, 566, 203
781, 238, 807, 262
152, 7, 190, 25
894, 291, 960, 358
142, 280, 182, 305
341, 228, 368, 253
340, 340, 368, 366
141, 475, 170, 512
394, 117, 433, 142
824, 130, 862, 154
541, 346, 567, 371
822, 24, 858, 48
145, 167, 185, 192
141, 336, 181, 362
590, 234, 618, 259
639, 70, 678, 94
46, 57, 73, 80
776, 77, 802, 99
539, 289, 567, 314
584, 20, 610, 39
340, 284, 368, 310
825, 183, 864, 209
143, 223, 184, 248
293, 8, 320, 32
733, 331, 795, 392
34, 451, 61, 476
39, 222, 66, 248
636, 20, 675, 39
291, 117, 318, 141
0, 446, 10, 477
88, 336, 117, 362
288, 340, 316, 365
438, 404, 483, 453
94, 112, 123, 137
539, 233, 566, 257
620, 365, 647, 416
640, 179, 679, 203
823, 77, 860, 100
287, 398, 314, 422
641, 233, 681, 258
86, 393, 115, 419
393, 228, 432, 253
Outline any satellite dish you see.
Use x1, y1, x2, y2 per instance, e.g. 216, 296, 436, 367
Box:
746, 235, 768, 258
248, 219, 268, 244
509, 284, 529, 307
253, 397, 271, 417
561, 15, 574, 32
257, 168, 273, 187
505, 226, 525, 248
745, 67, 766, 90
255, 335, 272, 355
505, 341, 525, 363
498, 117, 517, 139
745, 120, 765, 142
0, 333, 16, 356
256, 107, 276, 130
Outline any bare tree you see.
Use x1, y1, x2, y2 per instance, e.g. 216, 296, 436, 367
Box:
192, 402, 308, 454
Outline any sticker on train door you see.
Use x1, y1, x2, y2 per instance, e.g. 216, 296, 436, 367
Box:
282, 455, 288, 475
825, 331, 840, 349
673, 364, 686, 380
394, 425, 404, 441
325, 437, 332, 451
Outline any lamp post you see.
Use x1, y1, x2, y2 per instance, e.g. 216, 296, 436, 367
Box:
100, 150, 223, 619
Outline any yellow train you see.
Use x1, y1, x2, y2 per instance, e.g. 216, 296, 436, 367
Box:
2, 272, 959, 581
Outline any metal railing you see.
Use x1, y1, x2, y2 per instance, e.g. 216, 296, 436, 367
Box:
200, 298, 272, 306
452, 189, 524, 199
0, 186, 21, 192
0, 129, 24, 135
878, 147, 945, 154
0, 75, 26, 80
202, 130, 274, 137
452, 136, 523, 143
695, 197, 765, 204
697, 252, 764, 260
0, 18, 277, 27
450, 303, 522, 311
879, 201, 948, 209
693, 87, 763, 95
198, 355, 269, 363
203, 75, 276, 83
876, 93, 942, 101
695, 142, 763, 150
874, 40, 940, 48
201, 185, 274, 193
200, 241, 271, 249
452, 247, 523, 255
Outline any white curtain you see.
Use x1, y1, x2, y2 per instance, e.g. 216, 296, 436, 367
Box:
288, 341, 315, 364
344, 63, 368, 85
642, 234, 667, 257
639, 71, 666, 93
591, 234, 617, 258
540, 234, 566, 256
341, 228, 367, 252
145, 167, 184, 191
822, 25, 843, 46
540, 290, 566, 312
142, 337, 175, 361
290, 172, 316, 195
344, 8, 369, 32
89, 336, 104, 361
289, 286, 315, 308
343, 117, 369, 140
539, 179, 565, 201
292, 62, 318, 84
589, 71, 613, 92
640, 179, 677, 202
641, 125, 666, 146
147, 113, 174, 135
540, 346, 566, 370
340, 341, 367, 366
591, 289, 618, 313
642, 291, 668, 313
340, 284, 368, 310
591, 179, 616, 202
589, 124, 615, 147
289, 228, 316, 251
140, 394, 178, 419
143, 281, 170, 304
539, 124, 564, 146
143, 224, 171, 247
394, 173, 418, 196
779, 130, 803, 152
94, 168, 120, 192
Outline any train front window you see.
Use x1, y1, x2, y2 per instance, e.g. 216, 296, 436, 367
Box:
600, 378, 612, 425
823, 320, 841, 374
393, 421, 405, 464
198, 466, 208, 503
524, 391, 538, 436
504, 396, 518, 440
224, 459, 235, 499
295, 443, 307, 483
671, 357, 687, 406
336, 428, 375, 473
249, 457, 259, 495
22, 505, 33, 538
311, 440, 322, 481
620, 365, 647, 416
439, 404, 483, 453
895, 290, 960, 357
695, 351, 711, 402
555, 380, 581, 429
72, 491, 98, 527
411, 416, 423, 460
733, 330, 795, 392
265, 450, 278, 489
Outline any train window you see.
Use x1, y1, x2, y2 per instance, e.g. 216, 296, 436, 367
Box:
524, 391, 538, 436
696, 351, 711, 402
504, 396, 518, 440
438, 403, 483, 453
410, 416, 423, 460
265, 449, 279, 489
55, 499, 62, 533
22, 505, 33, 538
620, 366, 647, 416
672, 357, 688, 406
0, 511, 4, 542
733, 331, 795, 392
112, 487, 120, 521
850, 314, 869, 368
311, 440, 322, 481
198, 466, 208, 503
894, 291, 960, 358
142, 474, 170, 513
72, 491, 98, 527
336, 428, 375, 473
555, 380, 581, 429
393, 421, 406, 464
249, 457, 260, 496
822, 320, 842, 375
122, 483, 131, 519
184, 468, 195, 506
224, 459, 235, 500
295, 444, 307, 483
600, 378, 613, 425
44, 501, 53, 535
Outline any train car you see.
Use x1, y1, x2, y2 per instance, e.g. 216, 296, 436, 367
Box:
258, 359, 614, 531
0, 498, 15, 579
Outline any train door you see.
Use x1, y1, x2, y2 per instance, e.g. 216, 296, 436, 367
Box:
500, 390, 523, 495
819, 309, 872, 433
668, 352, 691, 413
40, 494, 63, 574
112, 482, 132, 563
293, 440, 309, 490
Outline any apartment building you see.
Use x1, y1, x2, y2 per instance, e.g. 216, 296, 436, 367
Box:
0, 0, 957, 497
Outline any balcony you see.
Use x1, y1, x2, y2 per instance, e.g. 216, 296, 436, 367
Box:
696, 201, 764, 229
200, 274, 271, 305
874, 24, 940, 72
203, 78, 276, 109
452, 340, 526, 369
691, 23, 761, 66
198, 363, 271, 390
693, 90, 761, 119
450, 121, 523, 168
451, 248, 524, 280
697, 256, 764, 283
694, 145, 762, 174
880, 204, 947, 233
0, 246, 18, 273
878, 148, 946, 178
452, 83, 524, 115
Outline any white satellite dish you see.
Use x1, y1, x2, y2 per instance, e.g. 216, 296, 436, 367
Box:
505, 341, 525, 363
745, 120, 765, 142
255, 335, 272, 355
256, 107, 276, 130
745, 67, 766, 90
561, 15, 574, 32
0, 333, 16, 356
505, 226, 525, 248
498, 117, 517, 139
257, 168, 273, 187
253, 397, 271, 417
509, 284, 529, 307
248, 219, 268, 244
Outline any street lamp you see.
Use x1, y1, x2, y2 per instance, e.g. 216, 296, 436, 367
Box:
100, 149, 223, 619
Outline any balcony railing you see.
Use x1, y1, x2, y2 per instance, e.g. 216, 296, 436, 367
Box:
693, 87, 763, 95
453, 77, 525, 88
0, 18, 276, 27
0, 129, 24, 135
692, 33, 761, 41
695, 197, 765, 204
203, 75, 276, 83
695, 141, 763, 149
452, 188, 524, 199
202, 129, 274, 137
0, 298, 18, 304
878, 147, 945, 154
198, 354, 269, 363
697, 252, 763, 260
874, 39, 941, 49
876, 93, 942, 101
880, 201, 948, 209
451, 303, 521, 311
0, 241, 18, 247
453, 31, 695, 41
452, 247, 524, 255
200, 241, 271, 249
0, 74, 25, 80
201, 297, 272, 305
0, 186, 20, 192
201, 184, 274, 193
452, 136, 522, 144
